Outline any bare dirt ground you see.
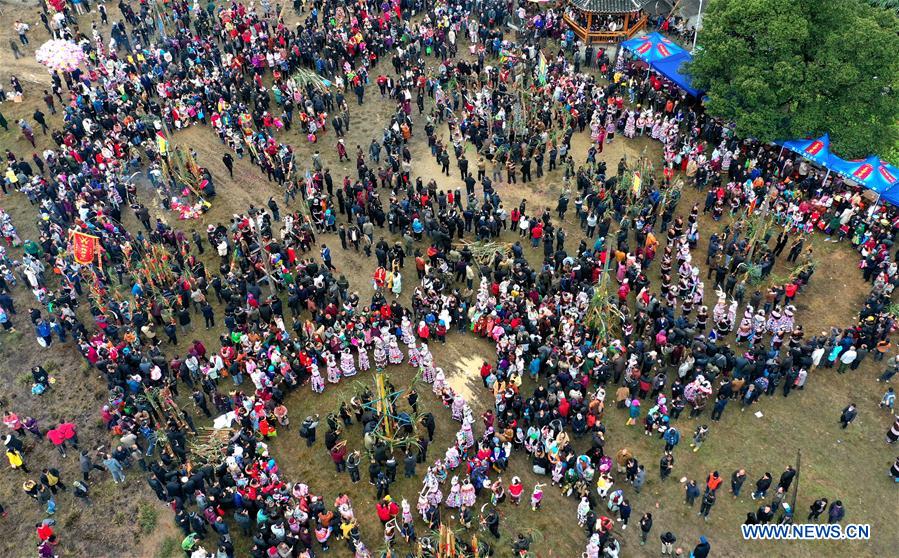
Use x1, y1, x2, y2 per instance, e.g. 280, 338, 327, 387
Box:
0, 6, 896, 558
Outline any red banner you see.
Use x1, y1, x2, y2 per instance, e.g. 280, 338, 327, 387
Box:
71, 231, 100, 265
853, 164, 873, 181
805, 140, 824, 156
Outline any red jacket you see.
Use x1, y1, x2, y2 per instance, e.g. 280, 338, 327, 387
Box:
58, 422, 77, 440
375, 501, 398, 521
785, 283, 798, 297
330, 445, 347, 464
46, 428, 66, 446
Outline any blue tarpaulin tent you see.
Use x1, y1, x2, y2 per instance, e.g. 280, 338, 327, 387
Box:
829, 155, 899, 194
649, 53, 701, 97
878, 176, 899, 207
778, 134, 833, 168
621, 33, 702, 96
777, 134, 899, 206
621, 32, 687, 63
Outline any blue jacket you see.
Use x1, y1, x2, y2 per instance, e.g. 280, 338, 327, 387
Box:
663, 427, 680, 446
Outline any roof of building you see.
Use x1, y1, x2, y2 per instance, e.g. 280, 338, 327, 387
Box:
568, 0, 647, 14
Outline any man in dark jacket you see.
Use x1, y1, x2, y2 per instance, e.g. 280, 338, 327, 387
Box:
692, 536, 711, 558
300, 415, 319, 447
752, 472, 772, 500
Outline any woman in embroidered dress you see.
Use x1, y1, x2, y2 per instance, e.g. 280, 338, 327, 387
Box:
752, 311, 767, 341
636, 110, 647, 136
451, 395, 466, 422
387, 334, 404, 364
427, 473, 444, 505
445, 476, 462, 508
401, 316, 417, 348
651, 115, 663, 141
373, 336, 388, 369
401, 498, 414, 526
778, 306, 795, 332
444, 445, 461, 470
459, 419, 475, 449
736, 309, 754, 344
310, 366, 325, 393
420, 343, 436, 383
531, 483, 545, 511
643, 111, 655, 138
551, 460, 565, 486
326, 351, 341, 383
356, 342, 370, 371
432, 367, 447, 395
416, 492, 430, 519
460, 477, 477, 508
340, 348, 357, 377
407, 341, 421, 367
590, 111, 602, 143
766, 308, 782, 335
623, 111, 636, 138
585, 534, 601, 558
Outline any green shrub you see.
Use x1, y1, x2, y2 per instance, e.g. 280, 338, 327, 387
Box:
138, 503, 159, 534
156, 536, 180, 558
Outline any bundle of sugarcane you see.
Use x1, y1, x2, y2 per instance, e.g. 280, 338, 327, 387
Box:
452, 239, 512, 265
659, 178, 685, 216
146, 387, 186, 429
737, 214, 778, 283
188, 428, 233, 465
290, 68, 331, 92
82, 266, 109, 314
766, 272, 791, 288
169, 147, 206, 199
736, 261, 765, 286
585, 278, 625, 344
154, 428, 174, 459
438, 523, 456, 558
789, 257, 817, 281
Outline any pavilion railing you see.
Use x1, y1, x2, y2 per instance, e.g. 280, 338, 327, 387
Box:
563, 13, 648, 44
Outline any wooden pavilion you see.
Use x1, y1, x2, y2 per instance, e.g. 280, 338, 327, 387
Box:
563, 0, 649, 43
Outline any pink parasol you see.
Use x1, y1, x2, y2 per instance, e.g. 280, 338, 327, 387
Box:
35, 39, 86, 73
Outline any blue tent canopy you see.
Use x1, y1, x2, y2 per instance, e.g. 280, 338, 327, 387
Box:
621, 32, 687, 63
649, 53, 701, 97
879, 182, 899, 207
777, 134, 899, 205
829, 155, 899, 194
881, 160, 899, 188
778, 134, 832, 168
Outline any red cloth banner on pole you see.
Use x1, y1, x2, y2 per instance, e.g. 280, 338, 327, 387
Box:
71, 231, 100, 265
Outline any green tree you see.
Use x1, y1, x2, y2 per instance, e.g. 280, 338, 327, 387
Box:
868, 0, 899, 11
690, 0, 899, 160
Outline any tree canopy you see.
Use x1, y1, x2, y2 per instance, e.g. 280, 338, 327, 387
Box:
868, 0, 899, 11
690, 0, 899, 162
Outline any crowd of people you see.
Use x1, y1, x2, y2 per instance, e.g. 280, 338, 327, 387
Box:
0, 1, 897, 557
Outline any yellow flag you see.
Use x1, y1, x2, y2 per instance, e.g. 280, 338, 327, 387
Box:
156, 131, 169, 156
